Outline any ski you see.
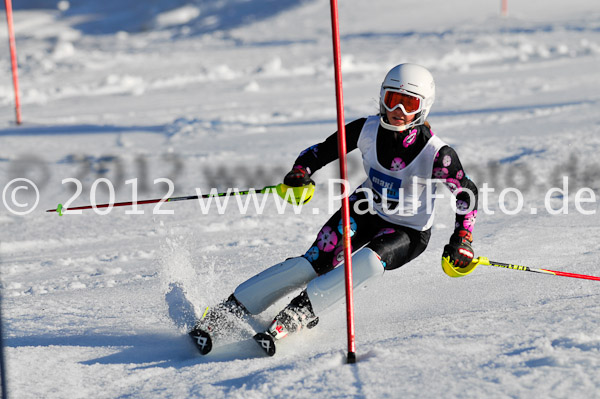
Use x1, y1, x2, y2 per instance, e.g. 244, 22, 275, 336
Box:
252, 303, 320, 357
253, 332, 277, 356
186, 294, 253, 356
163, 283, 216, 355
186, 291, 320, 356
189, 326, 213, 355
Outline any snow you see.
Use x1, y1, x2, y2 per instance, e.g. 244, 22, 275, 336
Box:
154, 6, 202, 30
1, 0, 600, 398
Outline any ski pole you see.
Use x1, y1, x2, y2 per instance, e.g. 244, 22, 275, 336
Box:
477, 257, 600, 281
46, 183, 316, 215
46, 185, 279, 215
442, 256, 600, 281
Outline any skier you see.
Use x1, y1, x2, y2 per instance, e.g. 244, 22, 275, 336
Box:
190, 63, 479, 355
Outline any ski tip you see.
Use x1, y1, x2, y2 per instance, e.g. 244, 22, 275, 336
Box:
189, 327, 213, 355
253, 332, 276, 357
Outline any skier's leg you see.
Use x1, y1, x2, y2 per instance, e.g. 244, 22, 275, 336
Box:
235, 191, 374, 315
267, 247, 385, 340
306, 226, 430, 316
302, 190, 374, 275
366, 225, 431, 270
306, 247, 385, 315
303, 216, 428, 317
264, 225, 430, 340
192, 293, 249, 335
233, 256, 318, 315
191, 257, 318, 348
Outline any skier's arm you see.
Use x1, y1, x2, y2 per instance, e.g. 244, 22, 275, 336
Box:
435, 145, 478, 267
292, 118, 366, 175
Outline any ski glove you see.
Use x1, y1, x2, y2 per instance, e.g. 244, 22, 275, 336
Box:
283, 165, 314, 187
443, 230, 474, 268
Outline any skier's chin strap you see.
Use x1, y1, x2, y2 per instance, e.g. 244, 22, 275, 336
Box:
306, 247, 385, 316
379, 114, 422, 132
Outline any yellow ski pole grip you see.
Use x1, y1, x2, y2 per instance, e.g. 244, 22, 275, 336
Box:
275, 183, 315, 205
441, 256, 486, 278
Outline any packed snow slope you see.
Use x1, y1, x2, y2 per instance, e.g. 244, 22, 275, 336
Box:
1, 0, 600, 398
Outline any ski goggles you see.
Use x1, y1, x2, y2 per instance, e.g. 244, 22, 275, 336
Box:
382, 89, 423, 115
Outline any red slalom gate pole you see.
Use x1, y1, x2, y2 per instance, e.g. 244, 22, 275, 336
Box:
328, 0, 356, 364
501, 0, 508, 17
4, 0, 22, 125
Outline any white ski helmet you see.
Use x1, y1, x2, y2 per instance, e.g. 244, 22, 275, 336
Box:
379, 63, 435, 131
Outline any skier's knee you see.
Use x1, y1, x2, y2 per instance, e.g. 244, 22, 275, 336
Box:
306, 247, 385, 315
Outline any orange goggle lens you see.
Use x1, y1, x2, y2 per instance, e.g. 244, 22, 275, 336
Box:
383, 90, 422, 114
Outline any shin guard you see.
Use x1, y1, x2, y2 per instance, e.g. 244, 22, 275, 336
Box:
306, 248, 384, 316
234, 257, 318, 314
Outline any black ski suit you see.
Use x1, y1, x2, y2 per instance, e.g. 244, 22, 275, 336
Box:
294, 118, 479, 275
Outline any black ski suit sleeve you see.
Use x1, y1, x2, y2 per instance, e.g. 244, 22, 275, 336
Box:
292, 118, 367, 174
432, 145, 479, 236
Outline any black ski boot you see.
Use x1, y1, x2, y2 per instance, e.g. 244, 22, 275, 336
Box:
189, 294, 249, 355
254, 290, 319, 356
